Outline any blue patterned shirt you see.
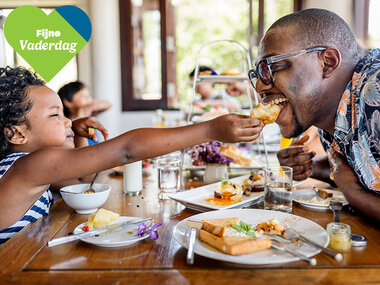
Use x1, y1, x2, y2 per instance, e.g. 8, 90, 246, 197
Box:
319, 49, 380, 192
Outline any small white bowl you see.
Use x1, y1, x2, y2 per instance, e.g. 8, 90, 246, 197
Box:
60, 183, 111, 214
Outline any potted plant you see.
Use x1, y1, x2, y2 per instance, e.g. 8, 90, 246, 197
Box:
190, 141, 233, 184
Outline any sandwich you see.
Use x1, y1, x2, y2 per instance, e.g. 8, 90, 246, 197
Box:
250, 103, 283, 125
198, 218, 272, 255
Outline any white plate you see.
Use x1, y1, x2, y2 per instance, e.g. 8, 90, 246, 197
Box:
169, 175, 264, 212
73, 216, 150, 247
173, 209, 328, 265
292, 188, 348, 210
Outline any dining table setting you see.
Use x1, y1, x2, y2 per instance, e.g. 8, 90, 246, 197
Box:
1, 164, 380, 285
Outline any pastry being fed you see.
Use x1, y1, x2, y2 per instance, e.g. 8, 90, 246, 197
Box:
250, 103, 283, 125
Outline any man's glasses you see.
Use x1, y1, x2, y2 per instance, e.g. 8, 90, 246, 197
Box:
248, 46, 327, 86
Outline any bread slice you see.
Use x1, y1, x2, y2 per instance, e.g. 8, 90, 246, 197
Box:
201, 218, 239, 237
199, 229, 271, 255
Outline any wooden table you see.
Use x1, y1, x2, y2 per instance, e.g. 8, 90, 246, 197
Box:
1, 169, 380, 285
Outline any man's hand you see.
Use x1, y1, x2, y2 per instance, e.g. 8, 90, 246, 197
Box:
72, 117, 109, 142
276, 135, 316, 180
209, 113, 264, 143
327, 148, 359, 188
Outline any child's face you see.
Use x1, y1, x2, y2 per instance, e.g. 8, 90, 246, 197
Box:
71, 87, 92, 108
23, 86, 75, 150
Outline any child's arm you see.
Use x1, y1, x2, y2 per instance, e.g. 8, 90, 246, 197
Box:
12, 114, 263, 186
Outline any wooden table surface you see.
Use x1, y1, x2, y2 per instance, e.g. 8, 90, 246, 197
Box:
1, 168, 380, 285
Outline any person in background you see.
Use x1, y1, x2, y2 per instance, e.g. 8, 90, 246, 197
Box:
250, 9, 379, 222
0, 66, 264, 245
58, 81, 111, 145
189, 66, 241, 112
57, 81, 111, 119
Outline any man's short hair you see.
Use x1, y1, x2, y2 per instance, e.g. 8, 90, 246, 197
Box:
268, 8, 360, 63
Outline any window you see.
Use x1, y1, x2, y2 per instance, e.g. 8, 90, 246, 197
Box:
119, 0, 296, 111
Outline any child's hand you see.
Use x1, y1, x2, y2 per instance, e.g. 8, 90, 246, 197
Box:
71, 117, 109, 142
209, 114, 264, 143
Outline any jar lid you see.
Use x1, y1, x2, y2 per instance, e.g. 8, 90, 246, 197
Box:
351, 234, 367, 246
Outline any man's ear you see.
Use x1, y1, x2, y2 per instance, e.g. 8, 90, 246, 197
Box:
5, 126, 28, 145
321, 47, 341, 78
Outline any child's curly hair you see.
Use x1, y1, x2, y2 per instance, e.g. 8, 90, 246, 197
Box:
0, 66, 45, 160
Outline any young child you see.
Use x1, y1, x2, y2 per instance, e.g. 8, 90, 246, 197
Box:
0, 67, 264, 245
57, 81, 111, 119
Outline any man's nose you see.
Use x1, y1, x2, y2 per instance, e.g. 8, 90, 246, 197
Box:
254, 78, 274, 95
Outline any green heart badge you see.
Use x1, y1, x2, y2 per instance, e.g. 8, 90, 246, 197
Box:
4, 5, 91, 82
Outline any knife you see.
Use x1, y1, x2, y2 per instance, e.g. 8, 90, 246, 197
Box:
48, 218, 151, 247
284, 228, 343, 262
186, 219, 203, 264
271, 243, 317, 266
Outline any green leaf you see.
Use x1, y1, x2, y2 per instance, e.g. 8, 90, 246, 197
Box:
246, 231, 256, 238
232, 224, 244, 232
221, 180, 228, 185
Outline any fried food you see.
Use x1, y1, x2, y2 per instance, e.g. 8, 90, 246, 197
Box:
249, 103, 283, 125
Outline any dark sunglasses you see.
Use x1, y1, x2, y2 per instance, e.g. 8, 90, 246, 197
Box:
248, 46, 327, 86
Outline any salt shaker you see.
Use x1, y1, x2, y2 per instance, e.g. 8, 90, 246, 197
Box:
123, 161, 142, 195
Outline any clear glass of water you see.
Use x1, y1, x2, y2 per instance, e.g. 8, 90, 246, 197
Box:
157, 152, 182, 199
264, 166, 293, 212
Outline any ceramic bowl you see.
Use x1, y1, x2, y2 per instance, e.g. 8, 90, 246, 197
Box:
60, 183, 111, 214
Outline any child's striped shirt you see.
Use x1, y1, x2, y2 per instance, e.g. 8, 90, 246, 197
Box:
0, 152, 53, 245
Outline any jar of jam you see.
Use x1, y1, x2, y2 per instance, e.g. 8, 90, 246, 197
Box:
327, 222, 351, 252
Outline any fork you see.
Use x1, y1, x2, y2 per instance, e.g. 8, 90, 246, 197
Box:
284, 228, 342, 262
271, 240, 316, 266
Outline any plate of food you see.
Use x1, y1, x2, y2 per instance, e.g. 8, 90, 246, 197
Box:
73, 209, 150, 247
292, 188, 348, 210
173, 208, 328, 265
169, 174, 265, 212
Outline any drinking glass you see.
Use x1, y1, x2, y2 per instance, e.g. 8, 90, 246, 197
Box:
123, 161, 143, 195
157, 152, 182, 199
264, 166, 293, 212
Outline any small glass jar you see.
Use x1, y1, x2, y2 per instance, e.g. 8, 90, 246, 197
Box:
327, 222, 351, 252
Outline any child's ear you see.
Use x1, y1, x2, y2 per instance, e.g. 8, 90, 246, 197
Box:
5, 126, 28, 145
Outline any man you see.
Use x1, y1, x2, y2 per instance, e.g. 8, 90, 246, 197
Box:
249, 9, 380, 221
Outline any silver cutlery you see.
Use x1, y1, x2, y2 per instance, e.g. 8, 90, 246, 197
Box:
283, 228, 342, 262
329, 200, 343, 222
271, 241, 316, 266
186, 219, 203, 264
48, 218, 151, 247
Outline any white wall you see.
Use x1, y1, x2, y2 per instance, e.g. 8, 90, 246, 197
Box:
303, 0, 354, 28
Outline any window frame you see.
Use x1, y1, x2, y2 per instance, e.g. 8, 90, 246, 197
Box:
119, 0, 168, 111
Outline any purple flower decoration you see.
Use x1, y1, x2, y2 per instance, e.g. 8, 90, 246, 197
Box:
190, 141, 233, 165
138, 221, 163, 240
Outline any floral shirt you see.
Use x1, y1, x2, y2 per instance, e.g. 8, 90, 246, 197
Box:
319, 49, 380, 192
